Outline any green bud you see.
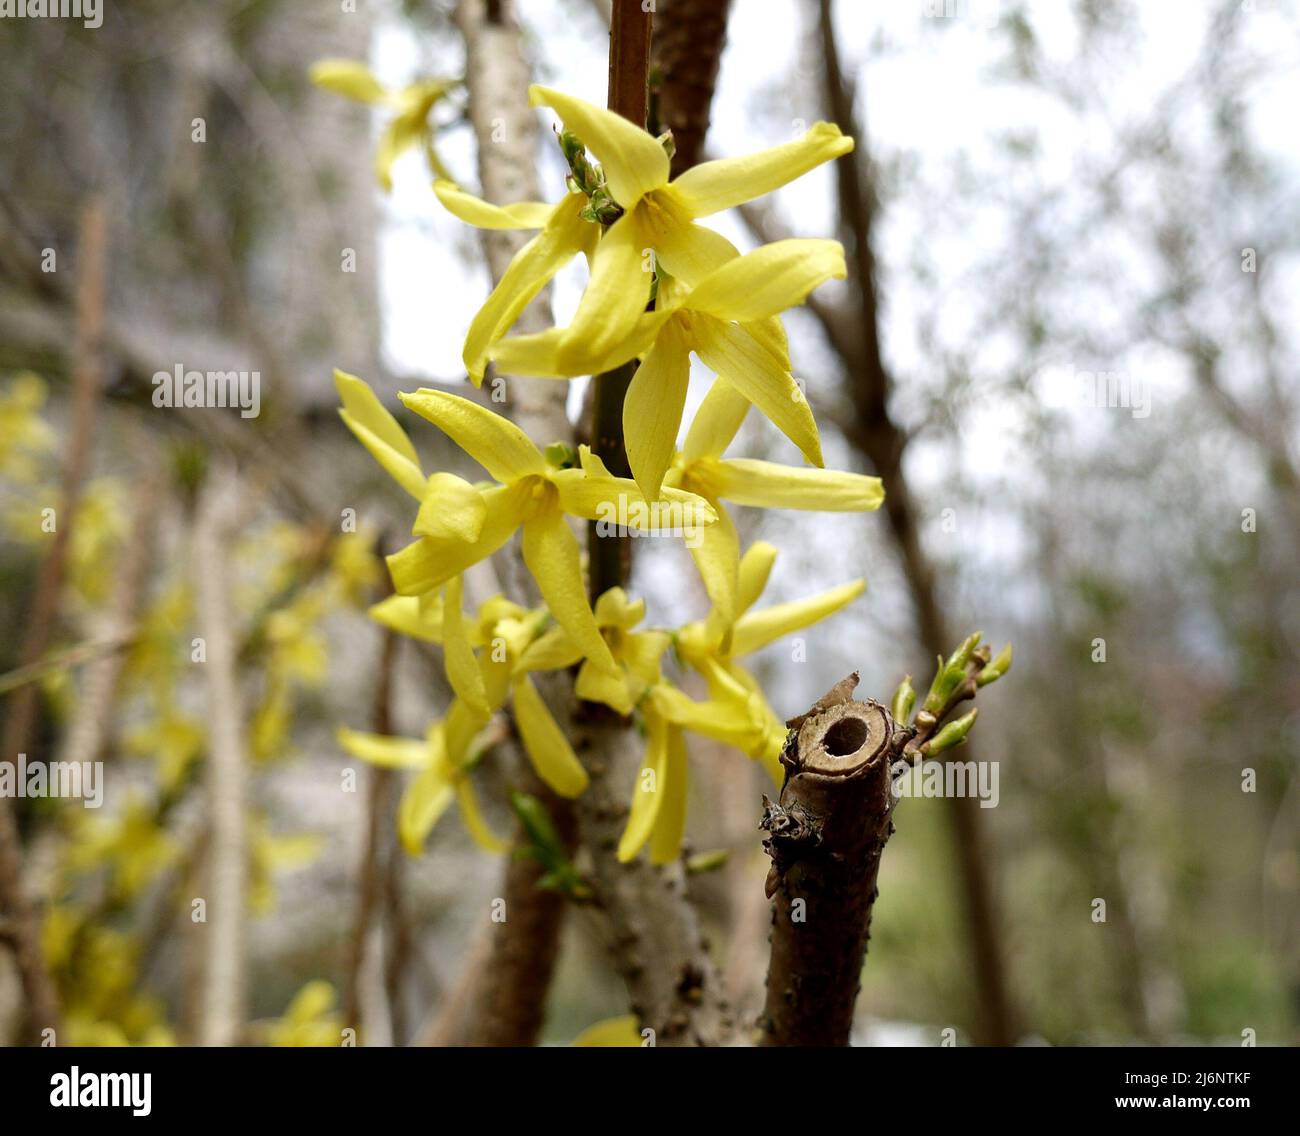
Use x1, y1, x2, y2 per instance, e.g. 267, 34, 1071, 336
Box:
890, 675, 916, 725
658, 130, 676, 160
685, 849, 730, 875
946, 630, 983, 672
977, 643, 1013, 686
925, 708, 978, 755
544, 441, 577, 469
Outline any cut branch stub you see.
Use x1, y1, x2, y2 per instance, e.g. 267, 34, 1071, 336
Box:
761, 677, 897, 1047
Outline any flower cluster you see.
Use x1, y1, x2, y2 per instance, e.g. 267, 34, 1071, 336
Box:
335, 87, 886, 865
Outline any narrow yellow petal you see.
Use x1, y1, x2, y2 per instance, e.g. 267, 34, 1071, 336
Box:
649, 724, 688, 865
575, 659, 635, 716
713, 460, 884, 511
623, 326, 691, 502
367, 594, 443, 642
621, 629, 671, 690
455, 778, 509, 854
671, 122, 854, 217
693, 318, 824, 468
398, 761, 455, 853
553, 467, 716, 531
737, 541, 778, 616
442, 577, 491, 716
617, 709, 669, 861
521, 512, 618, 674
462, 195, 595, 383
412, 473, 488, 542
731, 579, 866, 658
682, 377, 750, 461
529, 85, 669, 207
433, 179, 553, 230
638, 188, 739, 285
334, 369, 426, 499
511, 675, 589, 797
684, 239, 846, 323
686, 499, 739, 631
592, 587, 645, 630
489, 306, 671, 380
398, 390, 544, 483
309, 60, 388, 105
386, 483, 531, 595
514, 625, 584, 673
336, 726, 429, 770
555, 214, 654, 373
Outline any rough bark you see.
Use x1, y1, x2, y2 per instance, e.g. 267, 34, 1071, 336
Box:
650, 0, 732, 175
760, 675, 897, 1046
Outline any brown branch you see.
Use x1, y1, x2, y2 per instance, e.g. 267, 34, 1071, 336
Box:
650, 0, 732, 174
343, 622, 400, 1038
0, 198, 107, 1043
760, 674, 897, 1046
812, 0, 1018, 1045
587, 0, 651, 599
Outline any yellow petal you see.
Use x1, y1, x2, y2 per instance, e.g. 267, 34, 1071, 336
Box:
398, 760, 455, 853
336, 725, 429, 770
386, 482, 532, 595
334, 370, 426, 499
309, 60, 388, 105
553, 467, 716, 533
649, 723, 688, 865
623, 324, 691, 502
684, 239, 846, 323
731, 578, 866, 658
368, 594, 443, 643
529, 85, 669, 207
693, 318, 824, 468
398, 390, 544, 483
521, 511, 618, 674
592, 587, 645, 630
375, 116, 416, 193
491, 308, 671, 380
617, 709, 669, 861
682, 378, 750, 461
737, 541, 778, 616
621, 629, 671, 690
433, 179, 553, 229
572, 1015, 643, 1047
640, 190, 739, 284
686, 499, 739, 631
514, 625, 584, 673
462, 195, 596, 384
713, 460, 884, 511
555, 213, 654, 373
455, 778, 509, 854
442, 577, 491, 716
511, 674, 589, 796
574, 660, 635, 716
671, 122, 854, 217
412, 473, 488, 541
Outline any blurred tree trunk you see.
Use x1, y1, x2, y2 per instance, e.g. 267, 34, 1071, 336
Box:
806, 0, 1018, 1045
